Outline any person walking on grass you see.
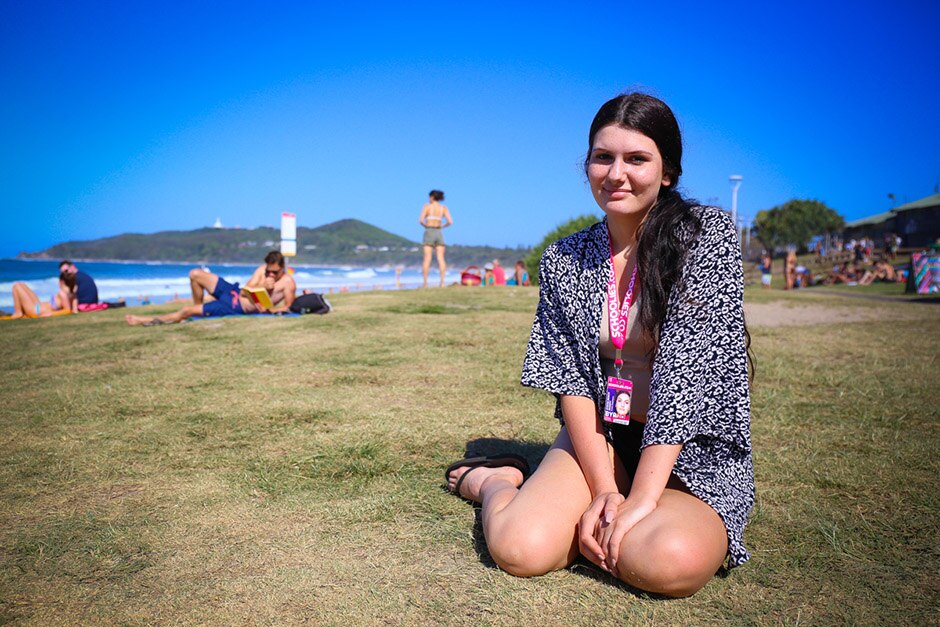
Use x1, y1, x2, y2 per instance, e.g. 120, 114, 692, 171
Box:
419, 189, 453, 288
446, 93, 753, 597
125, 250, 296, 326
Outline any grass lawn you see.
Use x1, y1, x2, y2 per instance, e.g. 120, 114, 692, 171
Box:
1, 286, 938, 624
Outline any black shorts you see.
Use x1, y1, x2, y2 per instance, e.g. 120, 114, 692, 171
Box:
610, 419, 645, 476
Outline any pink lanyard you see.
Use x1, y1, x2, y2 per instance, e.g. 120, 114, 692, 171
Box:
607, 234, 637, 377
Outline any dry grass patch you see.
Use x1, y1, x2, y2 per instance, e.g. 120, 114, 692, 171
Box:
1, 286, 938, 624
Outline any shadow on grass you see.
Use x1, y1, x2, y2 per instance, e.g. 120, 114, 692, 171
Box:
459, 437, 550, 468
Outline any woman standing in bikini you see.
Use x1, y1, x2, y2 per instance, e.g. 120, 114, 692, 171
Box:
446, 93, 753, 597
784, 249, 798, 290
418, 190, 453, 288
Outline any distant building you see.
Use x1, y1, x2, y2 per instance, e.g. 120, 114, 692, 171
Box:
893, 194, 940, 248
213, 217, 223, 229
843, 193, 940, 248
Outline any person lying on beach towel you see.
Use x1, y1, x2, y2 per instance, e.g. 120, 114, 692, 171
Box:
5, 273, 77, 319
125, 250, 296, 326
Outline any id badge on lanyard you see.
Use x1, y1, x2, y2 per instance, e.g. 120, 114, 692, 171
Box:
602, 233, 637, 427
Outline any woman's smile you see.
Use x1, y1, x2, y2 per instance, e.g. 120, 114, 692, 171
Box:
602, 187, 631, 200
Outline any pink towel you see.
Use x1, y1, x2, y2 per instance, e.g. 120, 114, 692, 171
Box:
77, 303, 109, 312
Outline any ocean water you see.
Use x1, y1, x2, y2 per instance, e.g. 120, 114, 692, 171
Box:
0, 259, 461, 310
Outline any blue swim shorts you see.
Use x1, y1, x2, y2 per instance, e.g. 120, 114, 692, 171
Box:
202, 277, 244, 317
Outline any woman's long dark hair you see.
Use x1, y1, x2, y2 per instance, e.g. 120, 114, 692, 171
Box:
59, 271, 77, 291
585, 93, 752, 372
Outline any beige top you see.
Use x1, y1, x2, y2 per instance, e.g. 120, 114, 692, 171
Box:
599, 293, 655, 420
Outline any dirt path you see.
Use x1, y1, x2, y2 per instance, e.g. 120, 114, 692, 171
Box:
744, 298, 937, 327
744, 302, 876, 327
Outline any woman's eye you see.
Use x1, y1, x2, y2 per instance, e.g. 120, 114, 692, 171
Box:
628, 155, 647, 164
592, 152, 612, 162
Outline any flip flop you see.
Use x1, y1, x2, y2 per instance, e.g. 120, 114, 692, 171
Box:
444, 454, 530, 501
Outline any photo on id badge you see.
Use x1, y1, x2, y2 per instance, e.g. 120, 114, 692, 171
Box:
604, 378, 632, 425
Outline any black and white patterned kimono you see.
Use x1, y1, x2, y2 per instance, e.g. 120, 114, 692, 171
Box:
521, 205, 754, 568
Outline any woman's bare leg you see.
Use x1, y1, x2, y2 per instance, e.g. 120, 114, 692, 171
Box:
447, 428, 593, 576
613, 478, 728, 597
421, 246, 433, 288
448, 428, 730, 595
435, 246, 447, 287
11, 283, 41, 318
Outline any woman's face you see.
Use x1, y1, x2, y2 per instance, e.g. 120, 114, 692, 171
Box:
587, 124, 670, 221
615, 392, 631, 416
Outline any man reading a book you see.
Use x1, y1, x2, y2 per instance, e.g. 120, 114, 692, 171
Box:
125, 251, 297, 326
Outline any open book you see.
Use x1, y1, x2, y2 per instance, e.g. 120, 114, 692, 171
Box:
240, 286, 274, 311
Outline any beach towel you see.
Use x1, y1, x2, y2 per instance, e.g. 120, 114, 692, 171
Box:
77, 302, 109, 312
1, 309, 73, 321
189, 311, 301, 322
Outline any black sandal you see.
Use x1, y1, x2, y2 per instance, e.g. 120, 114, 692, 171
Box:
444, 454, 530, 500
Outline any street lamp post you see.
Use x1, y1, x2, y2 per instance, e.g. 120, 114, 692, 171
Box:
729, 175, 743, 239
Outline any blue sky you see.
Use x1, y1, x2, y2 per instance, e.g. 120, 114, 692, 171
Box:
1, 0, 938, 258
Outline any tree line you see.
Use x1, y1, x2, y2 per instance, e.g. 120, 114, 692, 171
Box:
523, 199, 846, 285
21, 218, 529, 268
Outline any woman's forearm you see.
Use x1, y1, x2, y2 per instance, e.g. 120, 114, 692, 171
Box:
560, 395, 618, 497
627, 443, 682, 503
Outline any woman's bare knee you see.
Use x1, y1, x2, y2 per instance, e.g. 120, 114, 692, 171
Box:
486, 518, 573, 577
617, 530, 722, 597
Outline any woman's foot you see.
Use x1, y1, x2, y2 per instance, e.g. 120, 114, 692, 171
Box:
447, 463, 525, 502
125, 314, 153, 326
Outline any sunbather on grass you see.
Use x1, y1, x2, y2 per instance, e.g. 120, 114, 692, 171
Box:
8, 272, 77, 319
125, 250, 296, 326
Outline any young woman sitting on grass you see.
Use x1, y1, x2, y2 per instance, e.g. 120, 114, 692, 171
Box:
446, 93, 754, 597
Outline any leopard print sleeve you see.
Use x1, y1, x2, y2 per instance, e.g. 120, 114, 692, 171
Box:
642, 206, 754, 568
521, 241, 593, 401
